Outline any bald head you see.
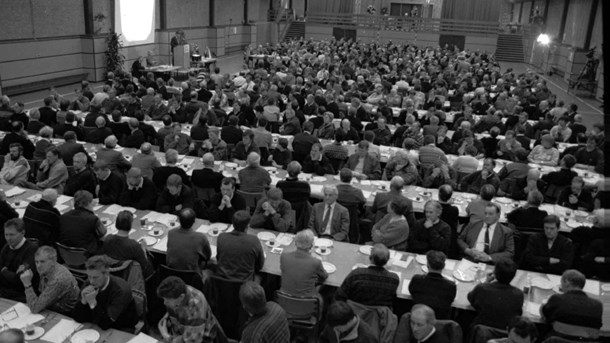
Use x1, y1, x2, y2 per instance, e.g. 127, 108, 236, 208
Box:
295, 229, 315, 251
104, 135, 118, 148
41, 188, 58, 205
390, 176, 405, 191
202, 153, 215, 167
140, 142, 152, 154
126, 168, 143, 188
247, 152, 261, 167
95, 116, 106, 128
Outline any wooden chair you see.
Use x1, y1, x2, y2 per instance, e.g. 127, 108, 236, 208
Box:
236, 190, 264, 214
275, 291, 321, 342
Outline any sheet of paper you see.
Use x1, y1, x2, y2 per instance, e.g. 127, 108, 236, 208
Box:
401, 279, 411, 296
5, 187, 26, 197
196, 224, 211, 234
392, 254, 413, 269
103, 204, 136, 215
360, 180, 371, 186
40, 318, 82, 343
525, 301, 541, 316
127, 332, 159, 343
56, 195, 72, 204
276, 233, 295, 246
153, 236, 168, 252
93, 205, 104, 211
583, 279, 600, 295
54, 204, 70, 213
546, 274, 561, 286
181, 157, 195, 165
444, 260, 457, 271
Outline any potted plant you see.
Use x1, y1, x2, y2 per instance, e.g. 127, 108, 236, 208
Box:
105, 31, 125, 74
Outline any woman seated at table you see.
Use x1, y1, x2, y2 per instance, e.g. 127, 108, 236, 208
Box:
528, 134, 560, 166
371, 198, 410, 251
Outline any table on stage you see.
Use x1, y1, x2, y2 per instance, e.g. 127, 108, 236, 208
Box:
0, 298, 158, 343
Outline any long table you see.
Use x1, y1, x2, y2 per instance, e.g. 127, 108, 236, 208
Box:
1, 184, 608, 335
0, 298, 152, 343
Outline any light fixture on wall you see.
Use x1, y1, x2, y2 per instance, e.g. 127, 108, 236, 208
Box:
536, 33, 550, 45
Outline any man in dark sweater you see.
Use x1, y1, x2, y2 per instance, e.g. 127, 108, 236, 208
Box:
0, 218, 38, 301
467, 258, 524, 329
93, 161, 124, 205
23, 189, 61, 247
276, 161, 311, 204
540, 154, 577, 189
541, 269, 603, 340
166, 208, 211, 273
208, 177, 246, 224
118, 168, 157, 210
72, 255, 138, 331
506, 190, 549, 230
156, 174, 195, 215
64, 152, 97, 196
190, 153, 224, 193
216, 211, 265, 282
152, 149, 190, 190
409, 251, 457, 320
59, 190, 106, 255
522, 215, 574, 275
103, 211, 154, 279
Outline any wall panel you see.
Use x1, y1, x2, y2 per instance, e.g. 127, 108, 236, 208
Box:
166, 0, 209, 28
31, 0, 85, 38
545, 0, 564, 39
562, 0, 592, 48
0, 0, 34, 40
588, 0, 602, 50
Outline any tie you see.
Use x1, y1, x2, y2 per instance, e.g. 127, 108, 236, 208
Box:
321, 205, 332, 233
484, 225, 491, 254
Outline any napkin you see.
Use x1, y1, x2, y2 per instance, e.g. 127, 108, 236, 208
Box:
210, 245, 217, 259
153, 236, 168, 252
127, 333, 159, 343
5, 187, 26, 197
40, 318, 82, 343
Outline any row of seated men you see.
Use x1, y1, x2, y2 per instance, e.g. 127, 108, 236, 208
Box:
0, 205, 604, 343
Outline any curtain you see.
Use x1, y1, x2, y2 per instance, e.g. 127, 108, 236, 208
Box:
308, 0, 353, 14
441, 0, 501, 22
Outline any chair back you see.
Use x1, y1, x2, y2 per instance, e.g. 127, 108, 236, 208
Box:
204, 275, 247, 340
131, 288, 148, 334
236, 190, 264, 213
193, 186, 217, 205
56, 242, 89, 269
159, 264, 204, 291
275, 291, 320, 323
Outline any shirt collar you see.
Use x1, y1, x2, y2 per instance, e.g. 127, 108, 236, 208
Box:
101, 275, 111, 291
420, 327, 437, 342
10, 237, 27, 250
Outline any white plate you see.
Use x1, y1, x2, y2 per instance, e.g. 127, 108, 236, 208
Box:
314, 238, 333, 248
566, 220, 581, 228
101, 218, 113, 226
453, 269, 475, 282
495, 197, 513, 204
415, 255, 427, 264
359, 245, 372, 255
257, 232, 276, 241
421, 265, 429, 273
322, 262, 336, 274
210, 223, 229, 231
12, 201, 28, 209
224, 162, 238, 168
418, 192, 432, 197
531, 277, 554, 290
574, 210, 589, 217
208, 230, 221, 237
263, 166, 277, 172
311, 176, 327, 183
352, 263, 368, 270
600, 284, 610, 292
71, 329, 100, 343
315, 247, 331, 256
149, 230, 164, 237
138, 236, 158, 246
452, 198, 465, 205
24, 327, 45, 340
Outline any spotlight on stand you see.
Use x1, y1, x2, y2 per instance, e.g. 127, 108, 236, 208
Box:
537, 33, 550, 45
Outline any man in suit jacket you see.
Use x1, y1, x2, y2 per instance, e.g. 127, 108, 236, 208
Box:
85, 117, 112, 144
345, 141, 382, 180
409, 251, 457, 320
522, 215, 574, 275
458, 203, 514, 263
152, 149, 190, 189
307, 185, 349, 242
95, 135, 131, 174
190, 153, 224, 192
56, 131, 89, 166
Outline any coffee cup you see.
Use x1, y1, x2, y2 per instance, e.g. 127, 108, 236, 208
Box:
140, 218, 147, 227
15, 201, 20, 207
269, 239, 276, 246
212, 228, 219, 235
320, 247, 327, 254
25, 324, 35, 336
153, 229, 161, 236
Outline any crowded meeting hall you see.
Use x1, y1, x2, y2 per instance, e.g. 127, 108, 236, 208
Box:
0, 0, 607, 342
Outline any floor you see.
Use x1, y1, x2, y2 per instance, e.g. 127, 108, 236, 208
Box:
8, 57, 604, 130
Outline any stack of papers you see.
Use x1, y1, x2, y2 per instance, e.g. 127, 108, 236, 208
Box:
127, 333, 159, 343
40, 318, 82, 343
5, 187, 26, 197
0, 303, 45, 329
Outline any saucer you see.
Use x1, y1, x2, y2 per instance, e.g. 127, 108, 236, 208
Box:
149, 230, 164, 237
24, 327, 45, 340
322, 262, 336, 273
315, 247, 331, 256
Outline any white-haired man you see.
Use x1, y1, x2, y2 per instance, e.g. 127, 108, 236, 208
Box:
279, 229, 328, 297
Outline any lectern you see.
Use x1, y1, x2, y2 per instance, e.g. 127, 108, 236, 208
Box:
173, 44, 190, 68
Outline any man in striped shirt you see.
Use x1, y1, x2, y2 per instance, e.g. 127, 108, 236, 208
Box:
419, 135, 448, 169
